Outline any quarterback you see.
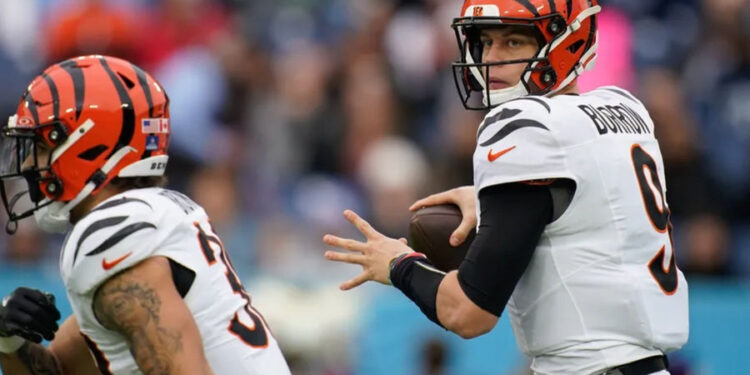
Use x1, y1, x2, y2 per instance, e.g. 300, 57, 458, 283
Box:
324, 0, 689, 374
0, 56, 290, 375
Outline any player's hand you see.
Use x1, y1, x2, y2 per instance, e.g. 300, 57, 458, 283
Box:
410, 186, 477, 247
324, 210, 413, 290
0, 287, 61, 343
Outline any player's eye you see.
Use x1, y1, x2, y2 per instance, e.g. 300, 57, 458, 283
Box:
507, 38, 522, 48
35, 140, 49, 152
481, 38, 493, 49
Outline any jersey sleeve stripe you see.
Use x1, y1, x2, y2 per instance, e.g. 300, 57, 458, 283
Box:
73, 216, 129, 263
477, 108, 522, 139
89, 197, 152, 215
503, 97, 551, 113
479, 119, 550, 147
84, 222, 157, 257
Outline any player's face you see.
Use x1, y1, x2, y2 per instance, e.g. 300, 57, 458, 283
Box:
479, 27, 539, 90
21, 139, 52, 171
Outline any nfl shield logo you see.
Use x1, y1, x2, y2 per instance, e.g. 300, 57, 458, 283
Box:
146, 134, 159, 150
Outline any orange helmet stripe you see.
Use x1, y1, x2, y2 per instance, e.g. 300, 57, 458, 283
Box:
547, 0, 556, 13
59, 60, 86, 121
514, 0, 540, 17
131, 63, 155, 118
98, 56, 135, 159
40, 72, 60, 120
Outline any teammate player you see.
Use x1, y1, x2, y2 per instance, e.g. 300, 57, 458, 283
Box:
323, 1, 689, 374
0, 55, 291, 375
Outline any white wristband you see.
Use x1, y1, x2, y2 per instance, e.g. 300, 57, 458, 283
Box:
0, 335, 25, 354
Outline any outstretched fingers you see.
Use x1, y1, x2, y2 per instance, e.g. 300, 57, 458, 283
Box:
323, 234, 366, 252
343, 210, 381, 239
324, 250, 366, 265
339, 272, 372, 291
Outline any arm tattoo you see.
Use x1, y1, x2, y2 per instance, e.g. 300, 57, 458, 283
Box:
93, 279, 183, 375
15, 342, 62, 375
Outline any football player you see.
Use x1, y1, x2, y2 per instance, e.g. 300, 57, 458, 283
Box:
323, 1, 689, 374
0, 55, 291, 375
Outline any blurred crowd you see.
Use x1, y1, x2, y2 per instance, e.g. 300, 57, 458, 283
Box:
0, 0, 749, 373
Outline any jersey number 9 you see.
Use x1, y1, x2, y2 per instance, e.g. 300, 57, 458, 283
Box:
631, 144, 679, 295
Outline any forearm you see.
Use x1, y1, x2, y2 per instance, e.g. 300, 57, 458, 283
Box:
125, 320, 189, 375
436, 272, 497, 338
390, 257, 498, 339
94, 257, 215, 375
0, 342, 62, 375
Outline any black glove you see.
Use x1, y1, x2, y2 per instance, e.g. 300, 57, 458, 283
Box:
0, 287, 61, 343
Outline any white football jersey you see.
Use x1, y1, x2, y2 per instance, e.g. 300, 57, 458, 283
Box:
59, 187, 290, 375
473, 87, 689, 375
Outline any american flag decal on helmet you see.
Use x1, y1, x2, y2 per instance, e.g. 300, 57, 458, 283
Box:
141, 118, 169, 134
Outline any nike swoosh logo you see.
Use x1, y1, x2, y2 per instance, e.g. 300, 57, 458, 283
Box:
487, 145, 516, 162
102, 252, 133, 270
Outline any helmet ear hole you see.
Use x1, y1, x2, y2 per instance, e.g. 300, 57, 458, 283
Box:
567, 40, 585, 54
78, 145, 109, 161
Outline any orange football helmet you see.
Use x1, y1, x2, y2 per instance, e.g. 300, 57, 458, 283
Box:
452, 0, 601, 109
0, 55, 170, 233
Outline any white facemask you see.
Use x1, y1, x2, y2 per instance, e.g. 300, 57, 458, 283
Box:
33, 200, 70, 233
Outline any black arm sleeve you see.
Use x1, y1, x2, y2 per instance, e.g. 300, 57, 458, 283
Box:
457, 183, 553, 317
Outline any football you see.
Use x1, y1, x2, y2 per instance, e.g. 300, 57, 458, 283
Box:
408, 204, 476, 272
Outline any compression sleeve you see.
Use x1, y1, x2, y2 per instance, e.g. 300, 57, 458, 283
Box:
457, 182, 552, 316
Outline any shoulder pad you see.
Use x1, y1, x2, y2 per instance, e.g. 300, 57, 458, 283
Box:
65, 193, 161, 294
474, 97, 572, 191
597, 86, 646, 107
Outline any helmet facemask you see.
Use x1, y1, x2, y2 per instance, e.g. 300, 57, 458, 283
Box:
0, 55, 172, 235
0, 117, 66, 233
452, 17, 563, 110
451, 1, 601, 110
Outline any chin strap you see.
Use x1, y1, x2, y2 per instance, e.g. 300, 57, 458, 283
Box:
37, 146, 138, 231
66, 145, 136, 209
484, 81, 529, 107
